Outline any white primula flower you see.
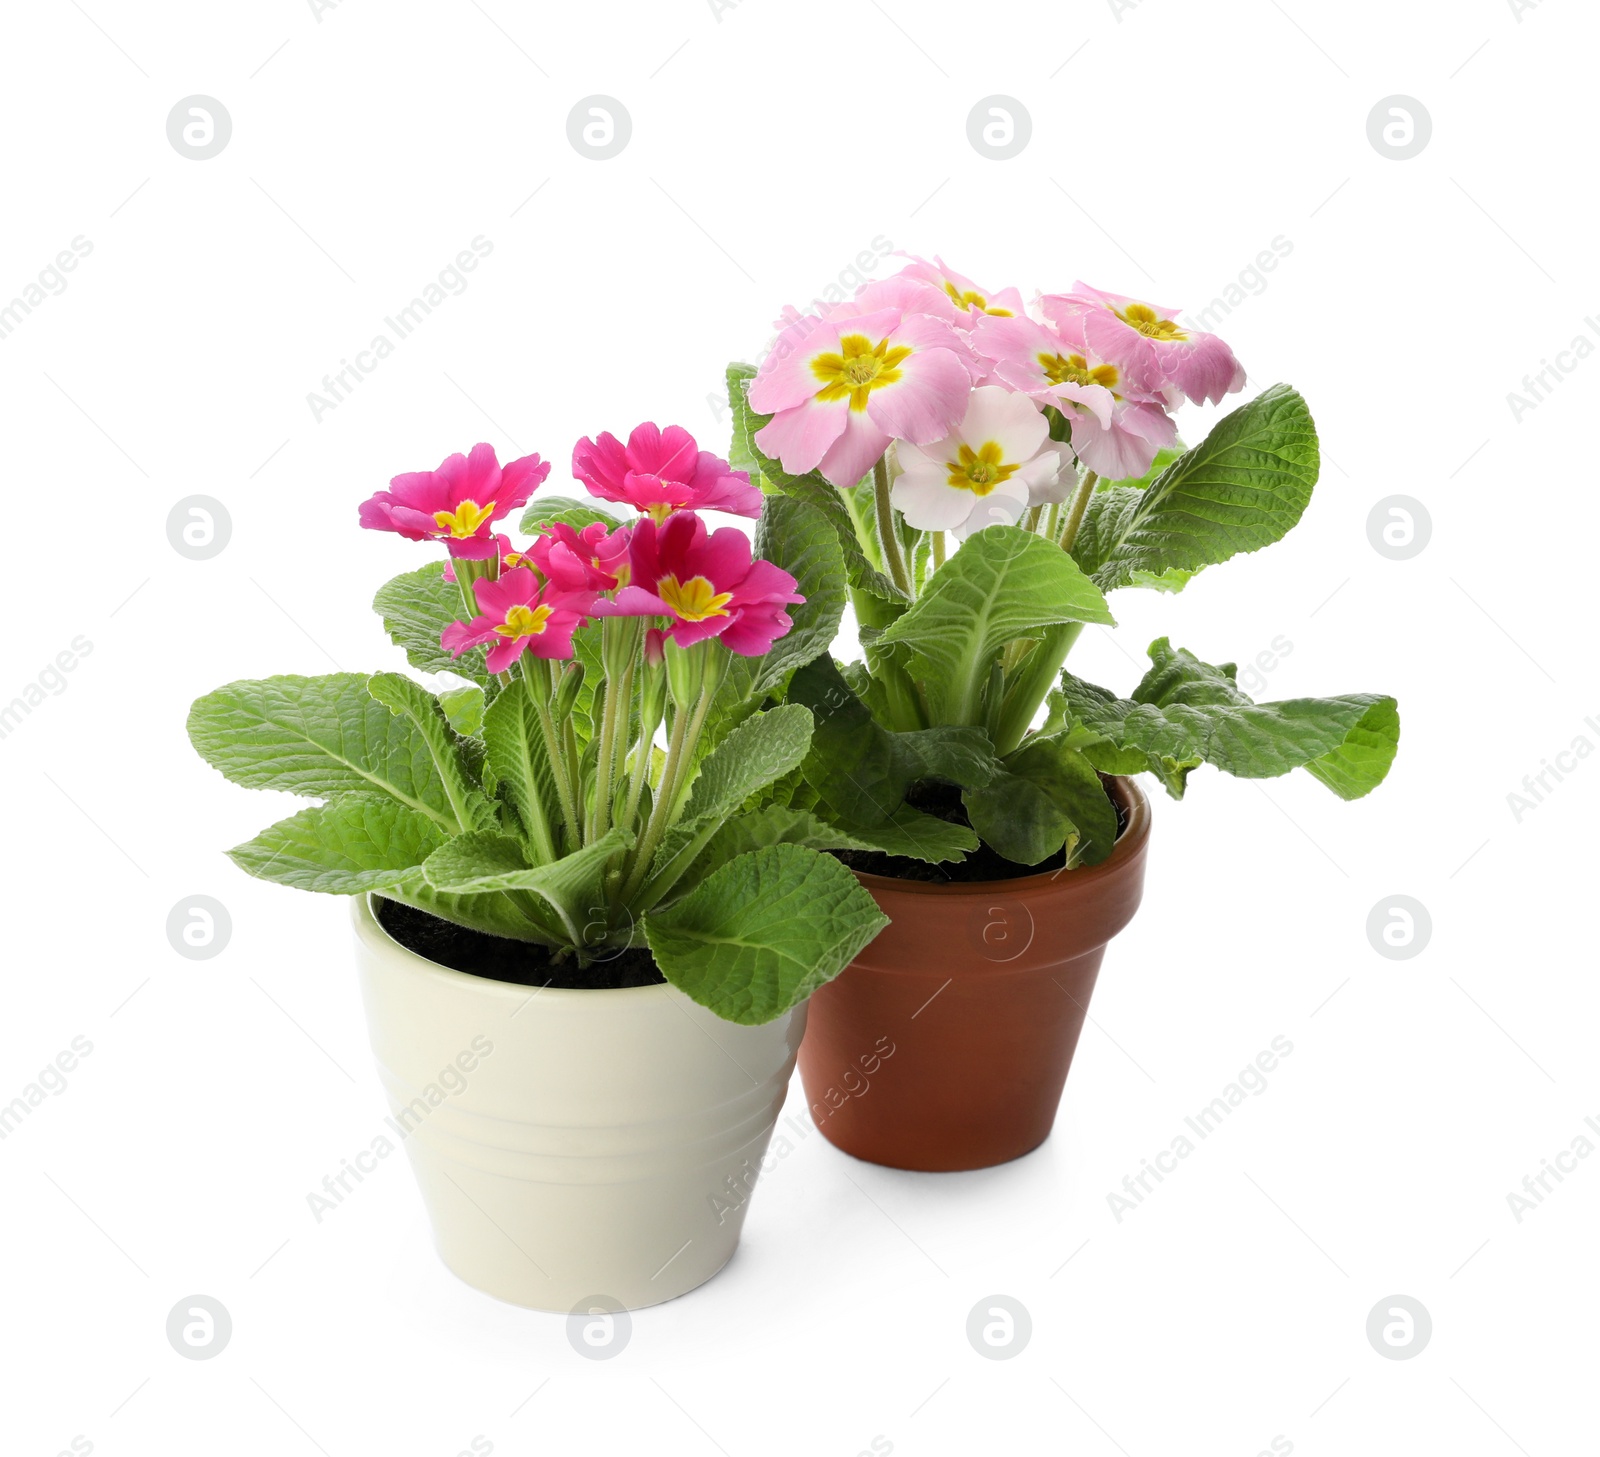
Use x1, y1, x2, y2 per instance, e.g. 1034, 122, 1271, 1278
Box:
890, 386, 1072, 539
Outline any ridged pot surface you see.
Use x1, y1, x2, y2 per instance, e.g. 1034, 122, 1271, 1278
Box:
351, 895, 804, 1311
796, 778, 1151, 1172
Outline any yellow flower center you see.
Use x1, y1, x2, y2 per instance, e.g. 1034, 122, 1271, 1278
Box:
1039, 351, 1120, 394
494, 603, 553, 639
656, 573, 734, 622
1114, 302, 1186, 340
946, 441, 1020, 497
943, 280, 1012, 316
432, 499, 496, 538
812, 334, 913, 411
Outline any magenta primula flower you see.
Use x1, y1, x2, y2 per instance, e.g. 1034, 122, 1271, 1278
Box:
596, 511, 803, 656
440, 568, 596, 673
971, 313, 1177, 480
749, 305, 976, 488
571, 423, 761, 521
359, 443, 550, 558
1040, 284, 1246, 407
526, 519, 634, 592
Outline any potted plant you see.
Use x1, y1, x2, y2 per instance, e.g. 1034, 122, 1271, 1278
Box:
186, 427, 889, 1310
724, 255, 1401, 1172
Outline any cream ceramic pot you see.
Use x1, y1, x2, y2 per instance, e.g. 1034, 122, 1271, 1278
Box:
351, 894, 805, 1312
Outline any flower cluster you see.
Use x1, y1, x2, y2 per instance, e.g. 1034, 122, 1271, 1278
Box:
358, 429, 800, 673
748, 253, 1245, 538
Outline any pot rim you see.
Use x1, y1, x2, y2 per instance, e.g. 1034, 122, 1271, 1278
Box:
844, 774, 1152, 900
351, 892, 678, 1009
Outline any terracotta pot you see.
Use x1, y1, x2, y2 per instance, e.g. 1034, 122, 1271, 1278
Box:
351, 895, 805, 1311
796, 778, 1151, 1172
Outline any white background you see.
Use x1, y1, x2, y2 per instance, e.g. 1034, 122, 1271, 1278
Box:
2, 0, 1596, 1453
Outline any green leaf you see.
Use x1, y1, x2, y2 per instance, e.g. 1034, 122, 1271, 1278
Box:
877, 526, 1114, 724
438, 685, 485, 738
750, 494, 847, 695
962, 737, 1118, 867
786, 657, 989, 863
422, 827, 633, 946
828, 806, 978, 863
518, 495, 622, 533
646, 704, 817, 896
480, 674, 562, 860
377, 885, 561, 943
373, 564, 486, 684
678, 703, 815, 827
227, 794, 450, 894
643, 843, 890, 1024
678, 805, 883, 886
1057, 638, 1399, 800
1300, 697, 1403, 800
726, 362, 907, 603
368, 672, 497, 832
1074, 383, 1319, 592
187, 674, 454, 828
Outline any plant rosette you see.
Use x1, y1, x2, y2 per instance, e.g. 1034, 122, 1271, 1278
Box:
188, 426, 889, 1308
727, 253, 1401, 1171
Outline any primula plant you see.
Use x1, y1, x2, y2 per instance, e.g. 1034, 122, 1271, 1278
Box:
725, 255, 1400, 869
186, 427, 891, 1024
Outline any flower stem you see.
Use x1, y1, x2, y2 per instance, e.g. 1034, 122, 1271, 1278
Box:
619, 689, 711, 905
873, 455, 912, 597
931, 531, 946, 571
524, 662, 583, 852
1057, 470, 1099, 554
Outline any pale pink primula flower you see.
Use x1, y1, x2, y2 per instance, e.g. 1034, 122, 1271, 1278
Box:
891, 386, 1070, 540
971, 313, 1178, 480
1040, 283, 1246, 407
749, 305, 976, 488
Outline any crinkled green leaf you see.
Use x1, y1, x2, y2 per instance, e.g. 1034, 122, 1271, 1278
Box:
876, 526, 1113, 725
518, 496, 622, 533
646, 704, 816, 896
677, 703, 815, 828
186, 674, 453, 828
679, 806, 883, 887
1058, 638, 1399, 800
786, 657, 989, 863
750, 493, 847, 695
962, 737, 1118, 868
438, 685, 484, 738
480, 674, 563, 859
373, 564, 486, 683
421, 827, 632, 945
368, 672, 497, 832
644, 843, 890, 1025
827, 805, 978, 863
227, 794, 449, 894
1073, 384, 1319, 592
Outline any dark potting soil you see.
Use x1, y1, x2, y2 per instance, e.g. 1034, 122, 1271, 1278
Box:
375, 898, 666, 991
830, 778, 1130, 885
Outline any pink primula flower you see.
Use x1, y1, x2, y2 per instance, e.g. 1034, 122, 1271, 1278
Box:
527, 519, 634, 593
749, 306, 976, 488
441, 567, 596, 673
597, 511, 803, 657
571, 423, 761, 520
970, 313, 1178, 480
359, 443, 550, 558
881, 253, 1026, 325
1040, 284, 1246, 407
